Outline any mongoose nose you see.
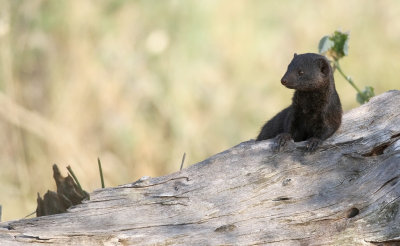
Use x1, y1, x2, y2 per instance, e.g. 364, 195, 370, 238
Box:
281, 78, 288, 85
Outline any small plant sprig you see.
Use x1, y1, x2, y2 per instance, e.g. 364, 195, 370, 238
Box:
98, 158, 105, 188
318, 31, 374, 104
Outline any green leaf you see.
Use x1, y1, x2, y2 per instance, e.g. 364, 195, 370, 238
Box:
356, 93, 365, 104
364, 86, 375, 98
318, 36, 334, 54
330, 31, 349, 59
343, 38, 349, 56
356, 86, 375, 104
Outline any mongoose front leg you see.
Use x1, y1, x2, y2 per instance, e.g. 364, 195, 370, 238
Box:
272, 133, 292, 152
305, 137, 322, 152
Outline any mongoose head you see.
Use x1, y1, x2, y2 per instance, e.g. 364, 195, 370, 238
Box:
280, 53, 332, 91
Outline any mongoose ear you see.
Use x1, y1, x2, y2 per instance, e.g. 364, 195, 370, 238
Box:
293, 53, 298, 58
317, 58, 330, 76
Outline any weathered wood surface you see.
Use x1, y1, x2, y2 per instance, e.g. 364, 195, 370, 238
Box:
1, 90, 400, 246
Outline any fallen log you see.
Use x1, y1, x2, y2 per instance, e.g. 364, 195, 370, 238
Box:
1, 90, 400, 246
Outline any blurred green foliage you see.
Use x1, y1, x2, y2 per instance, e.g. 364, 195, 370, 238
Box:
319, 31, 375, 104
0, 0, 400, 221
319, 31, 349, 60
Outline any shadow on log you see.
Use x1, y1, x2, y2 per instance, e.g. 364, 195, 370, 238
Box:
1, 90, 400, 245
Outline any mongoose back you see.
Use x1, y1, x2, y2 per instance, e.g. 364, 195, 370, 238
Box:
256, 53, 342, 151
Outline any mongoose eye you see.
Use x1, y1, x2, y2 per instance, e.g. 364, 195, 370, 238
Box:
298, 70, 304, 76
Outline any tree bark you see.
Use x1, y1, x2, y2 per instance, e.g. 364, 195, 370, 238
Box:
1, 90, 400, 246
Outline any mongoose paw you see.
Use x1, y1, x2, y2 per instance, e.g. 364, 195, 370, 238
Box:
273, 133, 292, 152
306, 137, 322, 152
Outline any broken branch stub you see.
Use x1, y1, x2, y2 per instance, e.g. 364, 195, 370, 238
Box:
36, 164, 89, 217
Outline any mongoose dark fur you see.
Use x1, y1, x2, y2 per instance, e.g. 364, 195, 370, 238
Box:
256, 53, 342, 151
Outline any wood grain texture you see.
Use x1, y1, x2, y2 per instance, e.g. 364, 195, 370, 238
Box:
1, 90, 400, 246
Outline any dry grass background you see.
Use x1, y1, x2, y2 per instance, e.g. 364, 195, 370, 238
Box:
0, 0, 399, 221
